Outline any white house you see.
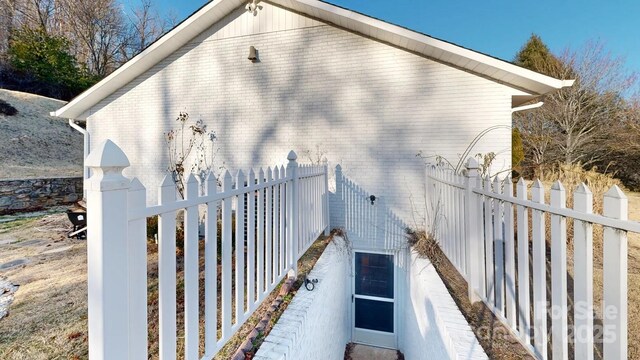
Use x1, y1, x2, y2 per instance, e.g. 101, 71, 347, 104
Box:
53, 0, 571, 356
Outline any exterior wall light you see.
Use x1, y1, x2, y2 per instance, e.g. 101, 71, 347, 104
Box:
248, 46, 258, 62
369, 195, 376, 205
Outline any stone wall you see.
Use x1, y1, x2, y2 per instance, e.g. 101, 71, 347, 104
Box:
0, 177, 83, 215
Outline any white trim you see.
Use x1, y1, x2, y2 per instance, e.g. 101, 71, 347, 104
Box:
52, 0, 574, 120
511, 101, 544, 113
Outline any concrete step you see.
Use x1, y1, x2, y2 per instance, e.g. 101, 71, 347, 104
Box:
348, 344, 398, 360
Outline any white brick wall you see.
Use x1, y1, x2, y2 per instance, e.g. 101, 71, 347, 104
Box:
398, 251, 487, 360
86, 2, 515, 238
254, 238, 351, 360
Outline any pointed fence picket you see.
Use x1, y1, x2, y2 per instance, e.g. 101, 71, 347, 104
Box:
531, 180, 547, 359
426, 160, 640, 360
86, 141, 329, 360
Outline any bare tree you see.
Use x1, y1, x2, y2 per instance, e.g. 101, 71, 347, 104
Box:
120, 0, 169, 61
60, 0, 126, 77
516, 40, 637, 170
551, 41, 635, 165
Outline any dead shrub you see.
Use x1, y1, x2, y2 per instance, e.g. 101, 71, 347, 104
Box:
406, 229, 445, 266
543, 163, 623, 214
534, 163, 624, 266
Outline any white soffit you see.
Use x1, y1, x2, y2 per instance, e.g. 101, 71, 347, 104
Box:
53, 0, 573, 120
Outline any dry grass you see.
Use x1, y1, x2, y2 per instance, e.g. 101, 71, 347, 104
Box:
0, 214, 88, 359
408, 230, 534, 359
0, 212, 331, 360
535, 165, 640, 359
0, 89, 81, 180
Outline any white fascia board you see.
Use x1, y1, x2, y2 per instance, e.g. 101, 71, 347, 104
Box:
278, 0, 574, 94
53, 0, 575, 119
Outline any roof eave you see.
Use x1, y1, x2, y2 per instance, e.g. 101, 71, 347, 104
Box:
52, 0, 575, 120
53, 0, 244, 120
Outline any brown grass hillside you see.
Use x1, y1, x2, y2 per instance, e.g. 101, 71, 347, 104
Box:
0, 89, 81, 179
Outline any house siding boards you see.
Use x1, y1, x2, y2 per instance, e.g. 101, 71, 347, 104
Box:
87, 2, 513, 242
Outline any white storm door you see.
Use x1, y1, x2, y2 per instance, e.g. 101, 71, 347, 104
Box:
352, 251, 396, 349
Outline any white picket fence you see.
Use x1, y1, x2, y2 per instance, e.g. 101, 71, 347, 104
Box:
84, 140, 329, 360
426, 159, 640, 360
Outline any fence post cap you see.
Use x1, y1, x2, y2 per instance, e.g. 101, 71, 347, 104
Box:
85, 140, 130, 191
517, 177, 527, 187
86, 139, 130, 169
466, 157, 479, 169
287, 150, 297, 161
335, 164, 342, 172
575, 182, 592, 195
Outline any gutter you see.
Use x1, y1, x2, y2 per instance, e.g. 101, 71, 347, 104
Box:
68, 119, 90, 199
512, 101, 544, 113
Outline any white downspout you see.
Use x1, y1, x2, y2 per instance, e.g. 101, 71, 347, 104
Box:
68, 119, 90, 199
511, 101, 544, 113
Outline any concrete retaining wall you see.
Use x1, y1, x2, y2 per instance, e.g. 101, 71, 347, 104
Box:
0, 177, 83, 214
398, 252, 487, 360
254, 238, 351, 360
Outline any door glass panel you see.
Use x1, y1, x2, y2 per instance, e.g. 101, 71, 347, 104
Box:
355, 298, 394, 332
355, 253, 394, 298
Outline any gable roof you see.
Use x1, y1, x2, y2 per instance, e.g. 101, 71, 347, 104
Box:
52, 0, 574, 120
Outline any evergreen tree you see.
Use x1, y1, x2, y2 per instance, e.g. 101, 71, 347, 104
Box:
512, 128, 524, 172
7, 26, 96, 99
514, 34, 566, 77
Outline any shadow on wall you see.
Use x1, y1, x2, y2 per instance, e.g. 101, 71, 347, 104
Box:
401, 294, 450, 359
331, 164, 409, 251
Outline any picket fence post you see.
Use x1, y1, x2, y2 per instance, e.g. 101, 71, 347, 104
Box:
573, 183, 594, 360
603, 185, 628, 360
85, 139, 131, 360
465, 158, 482, 303
323, 160, 330, 236
287, 150, 299, 278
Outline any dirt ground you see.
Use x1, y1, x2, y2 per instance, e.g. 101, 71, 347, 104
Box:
0, 89, 82, 180
0, 213, 87, 359
0, 210, 330, 360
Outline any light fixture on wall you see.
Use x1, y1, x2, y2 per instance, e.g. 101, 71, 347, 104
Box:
245, 0, 262, 16
369, 195, 376, 205
248, 46, 258, 62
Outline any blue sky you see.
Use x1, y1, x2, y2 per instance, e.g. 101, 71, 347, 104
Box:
152, 0, 640, 73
